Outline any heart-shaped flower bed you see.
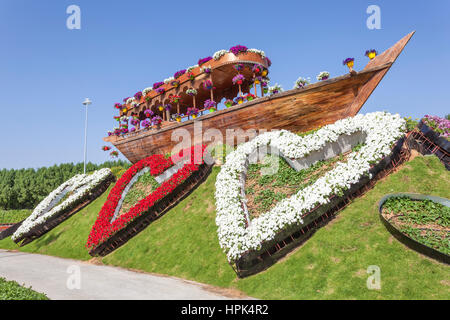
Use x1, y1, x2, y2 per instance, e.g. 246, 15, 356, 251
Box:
379, 193, 449, 264
87, 145, 212, 256
215, 112, 406, 271
12, 168, 115, 246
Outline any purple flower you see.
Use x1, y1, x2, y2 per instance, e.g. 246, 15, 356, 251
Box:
134, 91, 143, 100
343, 58, 354, 65
234, 64, 244, 72
141, 119, 151, 128
152, 115, 162, 125
153, 82, 164, 89
204, 99, 216, 110
174, 69, 186, 79
232, 74, 245, 84
164, 104, 172, 111
198, 56, 213, 65
155, 87, 165, 94
123, 97, 131, 103
229, 45, 248, 55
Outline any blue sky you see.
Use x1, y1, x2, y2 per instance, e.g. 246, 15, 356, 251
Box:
0, 0, 449, 169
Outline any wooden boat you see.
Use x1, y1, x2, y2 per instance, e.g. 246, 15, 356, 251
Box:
105, 32, 415, 163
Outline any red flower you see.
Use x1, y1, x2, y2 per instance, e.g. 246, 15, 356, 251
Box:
86, 145, 207, 250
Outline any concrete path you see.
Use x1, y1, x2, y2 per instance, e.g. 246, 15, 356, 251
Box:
0, 250, 236, 300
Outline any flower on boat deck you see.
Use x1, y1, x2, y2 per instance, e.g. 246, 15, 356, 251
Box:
203, 80, 214, 90
186, 88, 197, 96
245, 93, 256, 101
114, 103, 122, 109
213, 50, 228, 60
229, 45, 248, 55
316, 71, 330, 81
234, 96, 245, 104
225, 99, 234, 107
141, 119, 151, 128
174, 69, 186, 79
202, 66, 212, 74
144, 109, 154, 118
252, 64, 263, 74
169, 95, 181, 103
155, 87, 165, 94
268, 84, 283, 95
152, 115, 163, 125
153, 82, 164, 89
143, 87, 153, 96
198, 56, 213, 66
134, 91, 143, 101
234, 64, 244, 72
204, 99, 217, 110
122, 97, 131, 103
130, 117, 140, 126
365, 49, 378, 59
294, 77, 311, 89
232, 74, 245, 85
187, 107, 199, 116
343, 58, 355, 69
170, 80, 180, 87
102, 146, 111, 151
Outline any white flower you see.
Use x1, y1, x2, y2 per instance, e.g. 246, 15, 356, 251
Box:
186, 65, 198, 73
268, 84, 283, 95
247, 49, 266, 58
164, 76, 174, 84
142, 87, 153, 95
213, 50, 227, 60
317, 71, 330, 81
214, 112, 406, 262
294, 76, 311, 89
12, 169, 113, 241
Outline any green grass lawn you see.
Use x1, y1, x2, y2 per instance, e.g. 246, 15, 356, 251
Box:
0, 155, 449, 299
0, 209, 31, 224
0, 277, 48, 300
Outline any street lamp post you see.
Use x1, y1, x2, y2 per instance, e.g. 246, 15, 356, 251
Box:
82, 98, 92, 174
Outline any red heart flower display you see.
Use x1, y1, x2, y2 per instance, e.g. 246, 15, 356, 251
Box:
87, 145, 211, 256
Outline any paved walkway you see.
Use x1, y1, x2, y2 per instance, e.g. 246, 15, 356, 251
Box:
0, 250, 236, 300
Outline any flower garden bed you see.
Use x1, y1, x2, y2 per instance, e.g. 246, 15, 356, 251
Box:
87, 146, 214, 257
418, 118, 449, 169
12, 169, 115, 246
215, 112, 407, 277
379, 193, 449, 264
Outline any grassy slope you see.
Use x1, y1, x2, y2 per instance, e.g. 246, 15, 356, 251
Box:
0, 155, 449, 299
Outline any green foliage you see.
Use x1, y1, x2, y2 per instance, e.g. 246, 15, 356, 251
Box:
0, 160, 130, 210
0, 209, 31, 224
120, 172, 159, 214
383, 196, 449, 254
404, 116, 419, 132
0, 277, 48, 300
246, 152, 346, 217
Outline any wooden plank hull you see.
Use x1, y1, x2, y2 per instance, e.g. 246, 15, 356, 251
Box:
105, 32, 414, 163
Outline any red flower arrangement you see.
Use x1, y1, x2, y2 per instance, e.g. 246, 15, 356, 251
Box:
110, 151, 119, 158
86, 145, 207, 251
102, 146, 111, 152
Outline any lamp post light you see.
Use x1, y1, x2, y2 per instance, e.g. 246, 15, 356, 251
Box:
82, 98, 92, 174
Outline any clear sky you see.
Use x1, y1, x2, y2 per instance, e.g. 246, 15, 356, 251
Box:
1, 0, 449, 169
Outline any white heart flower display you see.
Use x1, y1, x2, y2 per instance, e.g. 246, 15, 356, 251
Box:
215, 112, 406, 263
12, 168, 114, 243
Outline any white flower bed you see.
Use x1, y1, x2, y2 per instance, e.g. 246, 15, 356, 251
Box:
12, 168, 113, 241
215, 112, 405, 262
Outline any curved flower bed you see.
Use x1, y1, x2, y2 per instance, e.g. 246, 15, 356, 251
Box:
215, 112, 406, 263
379, 193, 449, 264
87, 145, 211, 256
12, 169, 114, 245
